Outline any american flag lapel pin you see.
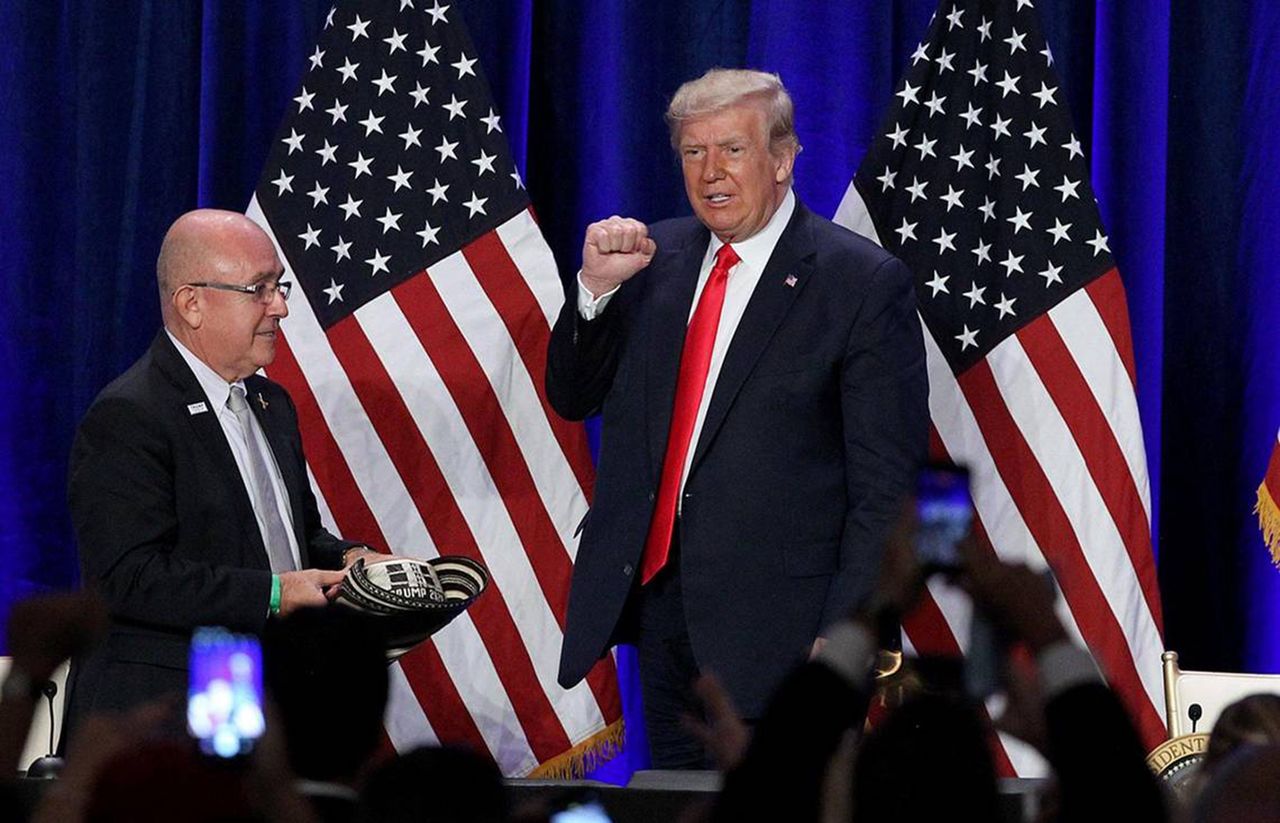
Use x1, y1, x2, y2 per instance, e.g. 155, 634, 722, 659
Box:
256, 392, 269, 410
784, 274, 798, 288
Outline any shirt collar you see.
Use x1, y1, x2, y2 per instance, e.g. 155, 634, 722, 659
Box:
707, 188, 796, 274
165, 330, 246, 414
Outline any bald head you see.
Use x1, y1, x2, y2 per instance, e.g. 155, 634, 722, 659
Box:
157, 210, 279, 322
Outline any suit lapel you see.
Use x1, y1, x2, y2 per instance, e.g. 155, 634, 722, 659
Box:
644, 227, 709, 481
152, 334, 269, 566
689, 205, 816, 472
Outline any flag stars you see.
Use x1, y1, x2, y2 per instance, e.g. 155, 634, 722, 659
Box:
308, 47, 325, 70
926, 270, 950, 296
1004, 28, 1027, 53
979, 197, 996, 222
463, 191, 488, 217
1055, 176, 1081, 201
339, 195, 362, 220
298, 224, 321, 249
471, 150, 497, 176
906, 177, 928, 202
950, 145, 975, 171
270, 171, 293, 195
387, 165, 414, 191
977, 16, 992, 41
376, 208, 403, 234
967, 60, 989, 84
365, 249, 391, 276
323, 279, 345, 305
896, 81, 921, 106
1007, 206, 1034, 233
337, 58, 359, 83
282, 129, 304, 154
330, 236, 351, 262
924, 92, 946, 117
383, 28, 408, 54
994, 293, 1017, 319
911, 42, 929, 65
996, 71, 1021, 98
426, 1, 450, 24
511, 170, 524, 189
972, 238, 992, 264
1038, 261, 1064, 286
415, 220, 440, 247
481, 108, 503, 134
932, 228, 957, 254
409, 83, 430, 107
399, 124, 423, 149
877, 169, 897, 191
1024, 122, 1048, 149
956, 326, 979, 351
326, 99, 348, 124
999, 250, 1025, 277
372, 70, 398, 96
895, 218, 919, 244
963, 282, 987, 308
1047, 218, 1072, 245
946, 7, 964, 29
348, 152, 373, 178
324, 6, 335, 27
960, 103, 983, 129
417, 40, 441, 66
435, 136, 459, 162
1063, 136, 1083, 160
315, 139, 338, 165
347, 15, 371, 40
913, 135, 937, 159
990, 114, 1012, 140
1033, 82, 1058, 108
985, 156, 1002, 179
1014, 164, 1041, 191
442, 94, 468, 120
339, 195, 362, 221
294, 88, 315, 111
1088, 230, 1111, 256
941, 186, 964, 211
307, 182, 329, 207
452, 53, 478, 78
887, 123, 910, 148
936, 49, 956, 73
426, 178, 449, 204
358, 110, 385, 136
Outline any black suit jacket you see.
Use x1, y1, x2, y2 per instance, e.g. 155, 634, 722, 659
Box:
548, 201, 929, 716
64, 331, 359, 728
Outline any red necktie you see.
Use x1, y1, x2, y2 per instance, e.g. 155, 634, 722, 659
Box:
640, 242, 740, 584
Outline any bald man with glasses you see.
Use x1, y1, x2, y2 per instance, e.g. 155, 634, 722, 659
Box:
64, 209, 379, 738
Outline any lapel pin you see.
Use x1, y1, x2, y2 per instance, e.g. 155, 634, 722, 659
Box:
784, 274, 798, 288
186, 402, 209, 416
256, 393, 269, 410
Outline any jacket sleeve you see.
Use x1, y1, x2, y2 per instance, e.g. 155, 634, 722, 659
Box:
545, 278, 630, 421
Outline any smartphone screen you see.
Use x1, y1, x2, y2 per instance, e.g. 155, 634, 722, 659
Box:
915, 463, 973, 572
187, 627, 266, 758
550, 802, 613, 823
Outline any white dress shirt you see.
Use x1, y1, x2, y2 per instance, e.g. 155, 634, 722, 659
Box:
578, 189, 797, 500
167, 331, 303, 569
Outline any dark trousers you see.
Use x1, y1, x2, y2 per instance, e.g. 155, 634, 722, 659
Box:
635, 538, 711, 770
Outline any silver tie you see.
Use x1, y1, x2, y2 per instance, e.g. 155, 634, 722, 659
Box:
227, 386, 296, 572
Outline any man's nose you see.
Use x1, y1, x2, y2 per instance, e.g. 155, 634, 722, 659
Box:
267, 289, 289, 318
702, 150, 725, 181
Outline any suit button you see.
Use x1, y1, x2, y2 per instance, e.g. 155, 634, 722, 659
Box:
623, 563, 634, 577
648, 492, 655, 502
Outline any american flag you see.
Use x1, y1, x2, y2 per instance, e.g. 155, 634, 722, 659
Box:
1256, 429, 1280, 566
835, 0, 1166, 765
245, 0, 622, 776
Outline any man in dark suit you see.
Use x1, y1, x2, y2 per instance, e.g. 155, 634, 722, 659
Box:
65, 209, 379, 737
548, 69, 929, 766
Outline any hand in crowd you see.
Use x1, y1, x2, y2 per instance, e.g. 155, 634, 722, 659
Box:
684, 673, 752, 772
580, 216, 657, 297
6, 591, 107, 683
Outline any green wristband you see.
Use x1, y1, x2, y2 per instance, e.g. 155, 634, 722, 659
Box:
269, 574, 283, 615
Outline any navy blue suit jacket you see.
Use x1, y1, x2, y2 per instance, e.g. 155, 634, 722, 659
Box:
65, 331, 359, 730
548, 201, 929, 717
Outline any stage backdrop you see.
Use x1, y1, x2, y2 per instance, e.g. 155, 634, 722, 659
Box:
2, 0, 1279, 773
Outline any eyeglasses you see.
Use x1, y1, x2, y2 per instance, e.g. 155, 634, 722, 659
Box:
184, 280, 292, 304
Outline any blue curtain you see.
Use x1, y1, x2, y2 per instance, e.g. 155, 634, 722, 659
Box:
4, 0, 1279, 778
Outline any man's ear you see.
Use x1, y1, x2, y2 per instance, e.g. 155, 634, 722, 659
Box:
773, 146, 796, 184
171, 285, 203, 330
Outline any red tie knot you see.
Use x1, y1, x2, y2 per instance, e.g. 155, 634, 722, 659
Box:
714, 243, 740, 273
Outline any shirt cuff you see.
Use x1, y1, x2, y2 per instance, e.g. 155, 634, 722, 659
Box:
576, 272, 620, 320
1037, 639, 1102, 698
816, 621, 878, 688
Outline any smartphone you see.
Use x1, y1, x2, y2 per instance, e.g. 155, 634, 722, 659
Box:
187, 627, 266, 759
914, 462, 973, 574
551, 801, 613, 823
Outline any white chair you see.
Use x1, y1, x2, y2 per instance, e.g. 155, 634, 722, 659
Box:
1162, 650, 1280, 737
0, 658, 70, 774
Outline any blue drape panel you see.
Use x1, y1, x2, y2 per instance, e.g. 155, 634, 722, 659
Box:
4, 0, 1280, 777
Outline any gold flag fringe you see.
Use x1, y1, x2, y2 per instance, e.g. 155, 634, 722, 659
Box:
1255, 483, 1280, 567
526, 717, 625, 780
